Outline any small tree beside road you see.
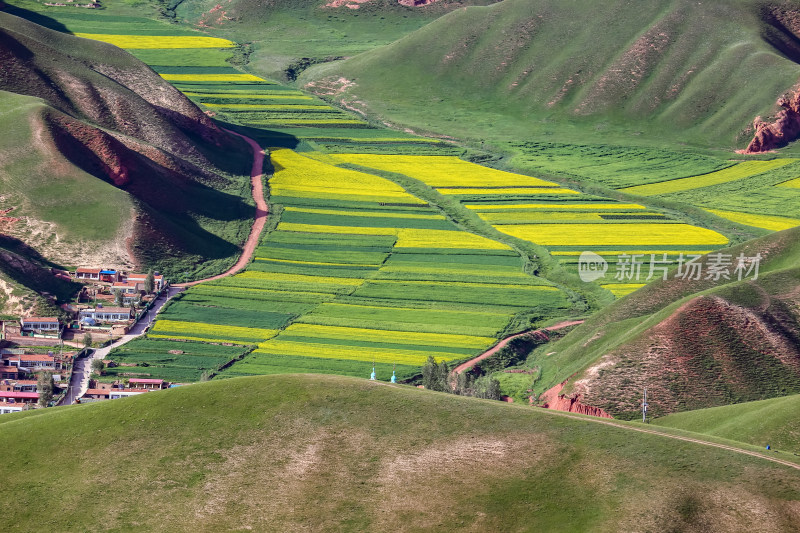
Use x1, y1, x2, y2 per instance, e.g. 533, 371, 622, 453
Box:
37, 371, 54, 407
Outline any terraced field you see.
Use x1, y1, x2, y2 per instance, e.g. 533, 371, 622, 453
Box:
36, 8, 798, 383
333, 154, 731, 297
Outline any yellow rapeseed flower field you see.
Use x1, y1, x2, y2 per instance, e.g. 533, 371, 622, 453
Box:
281, 323, 495, 349
74, 34, 235, 49
621, 159, 795, 196
395, 229, 511, 250
150, 320, 278, 340
706, 209, 800, 231
160, 73, 266, 82
465, 203, 647, 210
277, 222, 398, 236
254, 339, 462, 365
494, 223, 729, 246
601, 284, 646, 297
270, 149, 421, 202
332, 154, 560, 187
437, 187, 579, 195
550, 250, 714, 256
778, 177, 800, 188
202, 103, 332, 110
283, 207, 446, 220
237, 270, 365, 286
184, 92, 312, 99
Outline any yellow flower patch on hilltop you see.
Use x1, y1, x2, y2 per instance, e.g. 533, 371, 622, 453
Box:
621, 159, 795, 196
705, 209, 800, 232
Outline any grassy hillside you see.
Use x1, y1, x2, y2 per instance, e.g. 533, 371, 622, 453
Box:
170, 0, 499, 80
525, 225, 800, 419
1, 374, 800, 532
302, 0, 800, 151
0, 9, 254, 298
654, 394, 800, 453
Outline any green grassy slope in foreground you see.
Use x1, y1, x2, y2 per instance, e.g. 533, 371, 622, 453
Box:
302, 0, 800, 150
0, 10, 254, 291
655, 394, 800, 453
1, 374, 800, 532
528, 225, 800, 419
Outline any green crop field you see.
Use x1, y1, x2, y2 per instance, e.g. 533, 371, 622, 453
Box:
6, 0, 799, 385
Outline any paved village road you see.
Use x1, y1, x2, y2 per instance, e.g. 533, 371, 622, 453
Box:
61, 131, 266, 405
61, 286, 184, 405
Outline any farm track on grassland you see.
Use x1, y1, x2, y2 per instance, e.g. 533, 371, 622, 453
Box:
540, 407, 800, 471
176, 129, 268, 287
451, 320, 585, 376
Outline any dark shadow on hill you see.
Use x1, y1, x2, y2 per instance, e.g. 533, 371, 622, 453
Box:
214, 120, 300, 150
0, 235, 81, 303
760, 9, 800, 65
0, 3, 71, 34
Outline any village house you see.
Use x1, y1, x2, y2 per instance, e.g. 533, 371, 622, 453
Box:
2, 353, 62, 372
128, 378, 165, 390
109, 388, 150, 399
0, 390, 39, 405
79, 307, 133, 324
99, 270, 121, 283
0, 379, 38, 392
0, 366, 21, 380
20, 317, 61, 337
81, 388, 111, 402
112, 281, 143, 295
0, 401, 26, 414
75, 267, 101, 281
125, 273, 166, 292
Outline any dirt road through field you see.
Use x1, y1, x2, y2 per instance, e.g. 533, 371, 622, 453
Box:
452, 320, 584, 376
177, 130, 268, 287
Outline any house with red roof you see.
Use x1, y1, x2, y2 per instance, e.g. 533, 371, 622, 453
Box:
0, 390, 39, 404
80, 307, 133, 324
0, 401, 27, 414
2, 353, 62, 372
0, 366, 21, 380
75, 267, 101, 281
20, 317, 61, 337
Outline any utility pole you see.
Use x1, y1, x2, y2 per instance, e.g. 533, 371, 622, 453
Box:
642, 387, 648, 423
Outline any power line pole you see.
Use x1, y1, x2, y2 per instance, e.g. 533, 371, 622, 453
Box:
642, 387, 648, 423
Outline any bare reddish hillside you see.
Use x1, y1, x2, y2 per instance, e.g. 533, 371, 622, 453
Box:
0, 11, 252, 276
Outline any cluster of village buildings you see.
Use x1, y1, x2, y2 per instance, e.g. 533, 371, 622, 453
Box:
0, 268, 170, 414
0, 349, 69, 414
1, 268, 166, 343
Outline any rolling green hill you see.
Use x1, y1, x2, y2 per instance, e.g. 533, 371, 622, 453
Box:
1, 374, 799, 532
0, 10, 254, 313
654, 394, 800, 453
302, 0, 800, 152
525, 225, 800, 419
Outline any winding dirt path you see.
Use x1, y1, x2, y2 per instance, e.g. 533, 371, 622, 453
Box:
452, 320, 584, 376
176, 130, 268, 287
538, 407, 800, 471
